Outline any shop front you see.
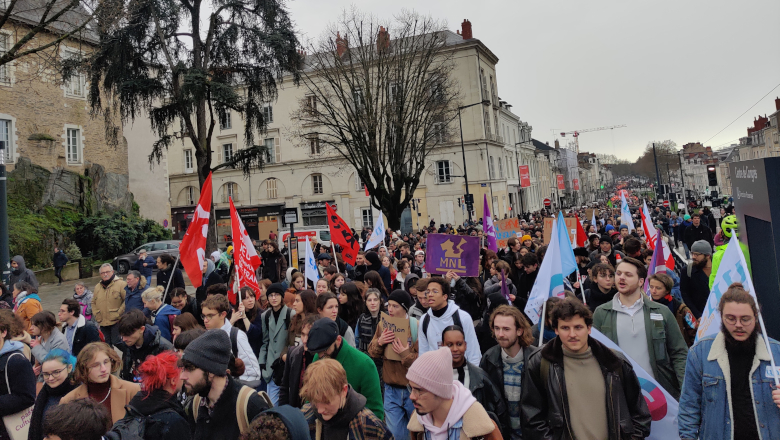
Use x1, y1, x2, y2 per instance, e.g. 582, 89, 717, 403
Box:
215, 204, 283, 246
300, 201, 334, 227
171, 206, 196, 240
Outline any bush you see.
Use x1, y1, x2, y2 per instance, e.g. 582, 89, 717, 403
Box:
63, 243, 82, 261
73, 211, 172, 261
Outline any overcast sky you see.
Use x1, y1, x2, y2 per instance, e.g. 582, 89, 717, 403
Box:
285, 0, 780, 161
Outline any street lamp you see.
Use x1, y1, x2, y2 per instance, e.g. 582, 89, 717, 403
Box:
458, 99, 491, 222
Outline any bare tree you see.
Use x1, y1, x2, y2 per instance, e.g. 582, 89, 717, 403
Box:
290, 8, 459, 229
0, 0, 97, 74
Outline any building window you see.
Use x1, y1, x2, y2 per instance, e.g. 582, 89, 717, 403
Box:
305, 95, 318, 115
267, 178, 277, 199
490, 76, 496, 104
264, 138, 276, 164
263, 104, 273, 124
312, 174, 323, 194
484, 111, 491, 137
222, 143, 234, 164
480, 68, 488, 101
489, 156, 495, 179
185, 187, 195, 205
63, 49, 86, 98
388, 82, 402, 103
0, 118, 12, 162
302, 209, 327, 226
0, 33, 10, 85
355, 172, 365, 191
361, 208, 373, 228
184, 149, 193, 173
430, 76, 444, 103
222, 182, 238, 203
498, 157, 503, 178
436, 160, 452, 183
220, 112, 232, 130
432, 116, 446, 143
66, 128, 81, 163
352, 88, 365, 109
309, 135, 320, 155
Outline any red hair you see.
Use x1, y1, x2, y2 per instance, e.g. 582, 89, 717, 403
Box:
138, 351, 180, 393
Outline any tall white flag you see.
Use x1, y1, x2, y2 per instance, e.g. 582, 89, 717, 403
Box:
524, 218, 566, 325
305, 236, 319, 285
620, 192, 635, 232
364, 210, 386, 251
591, 209, 597, 229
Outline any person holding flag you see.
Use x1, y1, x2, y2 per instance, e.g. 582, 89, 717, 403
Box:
592, 257, 689, 399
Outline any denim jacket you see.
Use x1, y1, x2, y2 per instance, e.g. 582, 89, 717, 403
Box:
678, 332, 780, 440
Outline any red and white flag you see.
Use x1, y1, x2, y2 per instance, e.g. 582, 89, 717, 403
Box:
641, 200, 674, 270
179, 172, 212, 289
229, 197, 262, 304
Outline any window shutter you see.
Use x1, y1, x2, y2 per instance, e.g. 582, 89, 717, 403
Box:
274, 137, 281, 163
217, 145, 223, 164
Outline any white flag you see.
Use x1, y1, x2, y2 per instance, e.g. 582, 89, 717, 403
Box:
364, 210, 386, 251
591, 329, 680, 440
524, 218, 566, 325
621, 192, 635, 232
305, 236, 319, 285
591, 209, 597, 229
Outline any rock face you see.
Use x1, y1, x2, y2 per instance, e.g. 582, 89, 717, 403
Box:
8, 157, 134, 214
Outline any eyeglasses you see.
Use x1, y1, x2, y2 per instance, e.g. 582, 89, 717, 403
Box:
201, 313, 218, 321
42, 367, 67, 379
723, 314, 754, 326
99, 270, 113, 275
406, 384, 429, 397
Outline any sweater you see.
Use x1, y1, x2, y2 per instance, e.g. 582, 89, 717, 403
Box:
562, 347, 608, 440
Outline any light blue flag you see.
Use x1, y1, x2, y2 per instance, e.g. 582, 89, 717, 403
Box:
524, 218, 566, 325
620, 192, 635, 232
305, 236, 319, 285
557, 211, 578, 277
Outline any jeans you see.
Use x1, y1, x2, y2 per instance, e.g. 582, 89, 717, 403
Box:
54, 266, 63, 283
384, 384, 415, 440
100, 324, 121, 348
267, 379, 280, 406
683, 243, 690, 259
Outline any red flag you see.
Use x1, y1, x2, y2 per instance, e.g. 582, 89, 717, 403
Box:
179, 172, 212, 288
364, 184, 369, 197
229, 197, 262, 304
326, 203, 359, 265
575, 215, 588, 247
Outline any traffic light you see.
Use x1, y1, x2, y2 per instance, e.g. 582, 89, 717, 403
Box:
657, 184, 665, 196
600, 185, 604, 189
707, 165, 718, 186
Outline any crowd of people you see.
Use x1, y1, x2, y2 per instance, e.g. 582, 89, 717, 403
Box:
0, 199, 778, 440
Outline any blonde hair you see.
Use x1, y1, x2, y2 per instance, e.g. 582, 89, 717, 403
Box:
299, 359, 347, 404
141, 286, 164, 302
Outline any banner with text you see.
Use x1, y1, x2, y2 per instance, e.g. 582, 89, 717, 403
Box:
425, 233, 479, 277
495, 218, 524, 248
519, 165, 531, 188
543, 217, 578, 245
556, 174, 565, 190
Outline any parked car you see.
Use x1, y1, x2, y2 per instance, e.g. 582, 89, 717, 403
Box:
113, 240, 181, 274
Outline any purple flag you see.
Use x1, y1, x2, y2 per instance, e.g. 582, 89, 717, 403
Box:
483, 194, 498, 252
500, 269, 511, 302
643, 232, 665, 296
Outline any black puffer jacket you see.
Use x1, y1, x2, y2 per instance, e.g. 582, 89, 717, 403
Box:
451, 278, 481, 321
522, 336, 651, 440
279, 344, 313, 408
463, 361, 510, 439
122, 388, 191, 440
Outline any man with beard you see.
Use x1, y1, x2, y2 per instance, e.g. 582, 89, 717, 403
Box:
179, 329, 269, 440
680, 240, 714, 319
350, 251, 369, 282
593, 257, 688, 399
300, 359, 392, 439
479, 305, 537, 440
678, 283, 780, 440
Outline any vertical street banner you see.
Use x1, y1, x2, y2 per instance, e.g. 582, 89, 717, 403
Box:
179, 172, 212, 289
229, 197, 262, 304
556, 174, 565, 190
325, 203, 359, 265
483, 194, 498, 252
519, 165, 531, 188
591, 329, 680, 440
425, 234, 479, 277
573, 179, 579, 191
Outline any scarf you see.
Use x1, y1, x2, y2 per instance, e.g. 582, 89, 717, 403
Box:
28, 376, 77, 440
318, 386, 366, 439
100, 277, 113, 288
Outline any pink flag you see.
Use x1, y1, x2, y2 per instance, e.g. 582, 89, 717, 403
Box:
483, 194, 497, 252
229, 197, 262, 304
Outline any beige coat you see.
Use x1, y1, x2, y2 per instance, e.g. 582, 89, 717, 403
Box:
60, 374, 140, 423
91, 276, 127, 326
408, 401, 503, 440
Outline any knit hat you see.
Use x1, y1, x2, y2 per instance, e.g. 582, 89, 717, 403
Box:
605, 224, 615, 232
388, 289, 413, 312
619, 224, 628, 230
573, 247, 589, 257
684, 214, 691, 221
267, 283, 286, 296
520, 235, 532, 243
600, 234, 612, 243
406, 347, 454, 399
181, 329, 231, 375
691, 240, 713, 256
306, 319, 339, 353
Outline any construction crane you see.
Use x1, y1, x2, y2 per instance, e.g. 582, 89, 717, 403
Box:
556, 124, 627, 154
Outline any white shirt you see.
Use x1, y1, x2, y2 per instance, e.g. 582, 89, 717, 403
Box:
220, 320, 262, 382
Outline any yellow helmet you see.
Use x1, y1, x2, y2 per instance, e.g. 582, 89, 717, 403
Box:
721, 215, 738, 238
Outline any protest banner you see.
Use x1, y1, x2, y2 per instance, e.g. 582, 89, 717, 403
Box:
543, 217, 578, 245
425, 233, 479, 276
495, 217, 523, 248
380, 312, 411, 361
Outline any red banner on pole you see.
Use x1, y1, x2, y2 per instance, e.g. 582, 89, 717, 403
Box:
573, 179, 580, 191
229, 197, 262, 304
326, 203, 359, 265
519, 165, 531, 188
179, 172, 212, 288
556, 174, 565, 190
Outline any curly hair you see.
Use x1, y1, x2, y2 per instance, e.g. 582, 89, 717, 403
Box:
489, 305, 534, 347
241, 413, 289, 440
74, 342, 121, 384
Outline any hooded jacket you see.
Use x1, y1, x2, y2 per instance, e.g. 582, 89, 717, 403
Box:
303, 386, 392, 440
418, 300, 482, 365
185, 375, 269, 440
12, 290, 42, 330
260, 248, 287, 283
408, 381, 502, 440
118, 325, 174, 383
452, 277, 482, 321
365, 251, 392, 292
92, 275, 128, 326
0, 340, 36, 440
195, 259, 224, 305
123, 388, 191, 440
148, 303, 181, 342
8, 255, 39, 291
124, 274, 148, 312
72, 286, 94, 320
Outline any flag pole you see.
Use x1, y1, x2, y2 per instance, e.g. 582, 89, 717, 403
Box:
757, 311, 780, 386
578, 273, 587, 306
160, 253, 181, 305
538, 299, 547, 348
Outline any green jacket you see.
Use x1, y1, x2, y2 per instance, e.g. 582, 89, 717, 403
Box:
592, 293, 688, 400
313, 342, 384, 421
709, 239, 751, 289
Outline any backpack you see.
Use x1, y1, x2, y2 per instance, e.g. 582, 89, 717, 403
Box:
422, 308, 462, 336
103, 405, 178, 440
191, 386, 273, 434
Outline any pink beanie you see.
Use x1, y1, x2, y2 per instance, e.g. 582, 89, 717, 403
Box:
406, 347, 454, 399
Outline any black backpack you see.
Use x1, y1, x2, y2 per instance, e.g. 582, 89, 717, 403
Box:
422, 308, 462, 336
104, 405, 178, 440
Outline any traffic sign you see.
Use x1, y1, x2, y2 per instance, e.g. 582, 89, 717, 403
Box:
283, 208, 299, 225
663, 200, 670, 208
543, 198, 551, 207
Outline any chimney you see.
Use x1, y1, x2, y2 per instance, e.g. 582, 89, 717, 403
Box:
377, 26, 389, 51
776, 97, 780, 111
461, 19, 472, 40
335, 32, 347, 57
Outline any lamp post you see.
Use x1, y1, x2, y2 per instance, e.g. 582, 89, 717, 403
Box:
458, 100, 490, 223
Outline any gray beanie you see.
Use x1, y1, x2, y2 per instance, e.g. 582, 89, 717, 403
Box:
181, 329, 232, 375
691, 240, 713, 256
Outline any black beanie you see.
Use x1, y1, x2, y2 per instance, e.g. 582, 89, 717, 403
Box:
181, 329, 231, 375
388, 289, 413, 312
267, 283, 286, 296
